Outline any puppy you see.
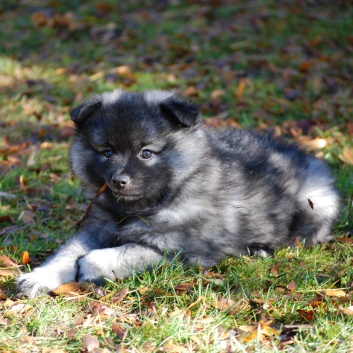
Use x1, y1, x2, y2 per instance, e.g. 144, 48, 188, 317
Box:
17, 90, 340, 297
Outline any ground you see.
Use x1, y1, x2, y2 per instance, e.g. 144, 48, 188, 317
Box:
0, 1, 353, 352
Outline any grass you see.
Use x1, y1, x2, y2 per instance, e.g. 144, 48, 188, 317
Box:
1, 0, 353, 352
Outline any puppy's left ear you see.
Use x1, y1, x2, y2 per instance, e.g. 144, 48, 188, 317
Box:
70, 96, 102, 124
160, 98, 200, 128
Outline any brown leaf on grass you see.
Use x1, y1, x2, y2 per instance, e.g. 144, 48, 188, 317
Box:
0, 215, 12, 223
112, 286, 129, 304
0, 269, 17, 277
162, 341, 189, 353
324, 289, 346, 298
339, 148, 353, 165
112, 323, 127, 340
270, 263, 281, 277
287, 281, 297, 292
137, 286, 152, 295
51, 282, 80, 295
50, 173, 63, 182
59, 121, 75, 139
6, 302, 33, 315
86, 302, 115, 317
174, 282, 194, 293
18, 210, 36, 225
82, 334, 100, 352
183, 86, 199, 97
0, 255, 18, 267
21, 251, 30, 265
214, 297, 235, 311
241, 320, 280, 343
339, 305, 353, 316
299, 61, 314, 72
335, 237, 353, 244
40, 142, 53, 150
297, 309, 314, 322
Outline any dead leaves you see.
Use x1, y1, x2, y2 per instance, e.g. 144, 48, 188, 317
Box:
32, 11, 78, 31
51, 282, 81, 296
82, 334, 100, 352
0, 255, 21, 279
240, 320, 280, 343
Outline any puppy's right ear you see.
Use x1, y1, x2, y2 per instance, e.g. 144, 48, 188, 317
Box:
159, 98, 200, 128
70, 96, 102, 124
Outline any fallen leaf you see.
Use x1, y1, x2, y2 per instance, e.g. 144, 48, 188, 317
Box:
40, 142, 53, 150
340, 306, 353, 316
162, 341, 189, 353
137, 286, 151, 295
0, 269, 17, 277
174, 282, 194, 292
270, 263, 281, 277
339, 148, 353, 165
6, 302, 32, 315
112, 323, 127, 340
0, 255, 18, 267
241, 320, 279, 343
18, 210, 36, 225
0, 215, 11, 223
335, 237, 353, 244
297, 309, 314, 322
299, 61, 314, 72
287, 281, 297, 292
82, 334, 100, 352
183, 86, 198, 97
242, 329, 259, 342
213, 297, 236, 311
112, 286, 129, 304
51, 282, 80, 295
21, 251, 30, 265
324, 289, 346, 298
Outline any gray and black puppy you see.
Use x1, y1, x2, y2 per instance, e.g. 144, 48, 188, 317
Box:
17, 90, 340, 297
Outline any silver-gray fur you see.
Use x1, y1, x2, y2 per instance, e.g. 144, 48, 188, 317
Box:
17, 89, 340, 297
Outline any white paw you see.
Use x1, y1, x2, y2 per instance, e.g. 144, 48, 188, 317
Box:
77, 250, 117, 284
17, 263, 78, 297
17, 269, 63, 298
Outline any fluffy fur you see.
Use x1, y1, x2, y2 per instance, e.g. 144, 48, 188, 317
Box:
17, 89, 340, 297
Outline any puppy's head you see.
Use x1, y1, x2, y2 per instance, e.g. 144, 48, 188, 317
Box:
70, 90, 202, 209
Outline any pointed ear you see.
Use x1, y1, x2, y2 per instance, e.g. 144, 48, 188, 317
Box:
70, 96, 102, 124
159, 98, 200, 128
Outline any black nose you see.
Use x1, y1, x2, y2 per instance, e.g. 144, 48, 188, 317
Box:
111, 174, 130, 189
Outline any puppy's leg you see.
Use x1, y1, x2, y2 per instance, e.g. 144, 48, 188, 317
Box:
17, 231, 99, 297
77, 243, 163, 284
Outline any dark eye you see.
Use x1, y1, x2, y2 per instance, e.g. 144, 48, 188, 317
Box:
103, 149, 113, 159
140, 149, 153, 160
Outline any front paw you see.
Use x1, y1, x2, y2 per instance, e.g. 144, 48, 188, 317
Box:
77, 250, 116, 285
17, 269, 63, 298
